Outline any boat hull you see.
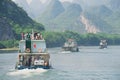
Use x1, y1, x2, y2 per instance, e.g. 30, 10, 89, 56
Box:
15, 53, 51, 70
62, 47, 79, 52
15, 65, 51, 70
99, 45, 107, 49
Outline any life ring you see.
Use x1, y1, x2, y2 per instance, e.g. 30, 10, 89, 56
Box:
26, 48, 31, 53
38, 48, 42, 53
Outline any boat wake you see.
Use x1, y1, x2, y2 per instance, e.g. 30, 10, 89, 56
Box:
60, 51, 72, 54
7, 68, 47, 77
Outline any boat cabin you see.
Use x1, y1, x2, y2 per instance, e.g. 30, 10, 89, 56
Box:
19, 32, 46, 53
62, 39, 79, 52
19, 40, 46, 53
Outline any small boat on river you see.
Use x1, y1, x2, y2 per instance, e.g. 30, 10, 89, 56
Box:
99, 39, 107, 49
15, 31, 51, 70
62, 39, 79, 52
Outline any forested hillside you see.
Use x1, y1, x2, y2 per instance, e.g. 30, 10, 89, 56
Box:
38, 0, 84, 33
0, 0, 45, 48
0, 0, 45, 35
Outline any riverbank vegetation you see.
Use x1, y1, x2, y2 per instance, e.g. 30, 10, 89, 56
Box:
43, 31, 120, 47
0, 31, 120, 49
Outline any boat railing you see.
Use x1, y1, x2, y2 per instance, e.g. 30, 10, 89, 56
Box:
21, 32, 44, 41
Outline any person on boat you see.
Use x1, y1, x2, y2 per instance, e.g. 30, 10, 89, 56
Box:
40, 33, 43, 40
28, 56, 32, 67
24, 33, 26, 40
31, 33, 34, 40
26, 33, 31, 40
21, 32, 25, 40
37, 33, 43, 40
34, 32, 38, 40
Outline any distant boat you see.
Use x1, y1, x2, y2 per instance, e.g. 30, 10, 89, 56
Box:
62, 39, 79, 52
99, 39, 107, 49
15, 31, 51, 70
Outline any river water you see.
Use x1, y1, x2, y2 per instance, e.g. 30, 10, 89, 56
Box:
0, 46, 120, 80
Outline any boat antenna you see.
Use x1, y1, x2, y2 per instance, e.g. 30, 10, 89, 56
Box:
32, 29, 34, 40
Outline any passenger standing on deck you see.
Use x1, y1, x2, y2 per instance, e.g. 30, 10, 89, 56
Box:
37, 33, 43, 40
28, 56, 32, 67
37, 33, 40, 40
21, 32, 25, 40
27, 33, 31, 40
34, 32, 38, 40
40, 33, 43, 40
24, 33, 27, 40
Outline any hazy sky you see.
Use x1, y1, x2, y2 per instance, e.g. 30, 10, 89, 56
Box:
12, 0, 47, 4
12, 0, 73, 4
12, 0, 108, 6
59, 0, 73, 2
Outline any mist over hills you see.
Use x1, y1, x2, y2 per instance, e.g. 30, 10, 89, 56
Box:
13, 0, 120, 33
38, 0, 83, 32
39, 0, 65, 21
109, 0, 120, 11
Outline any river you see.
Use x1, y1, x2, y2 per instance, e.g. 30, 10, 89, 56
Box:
0, 46, 120, 80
